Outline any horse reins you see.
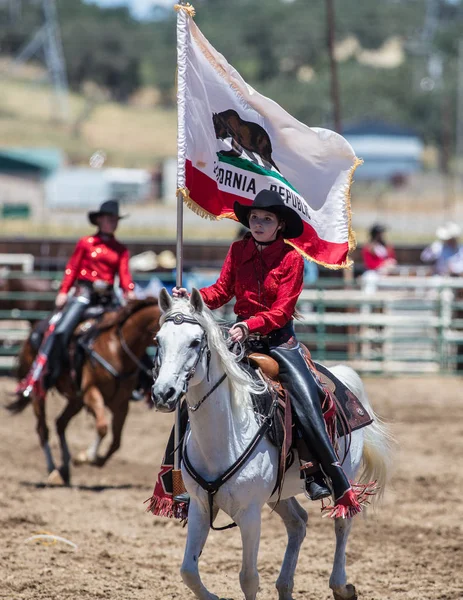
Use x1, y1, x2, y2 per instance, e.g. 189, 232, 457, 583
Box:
85, 309, 155, 380
117, 326, 153, 378
186, 373, 227, 412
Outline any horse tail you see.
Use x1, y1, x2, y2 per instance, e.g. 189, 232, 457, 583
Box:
5, 392, 33, 414
6, 338, 37, 414
330, 365, 395, 506
360, 398, 395, 505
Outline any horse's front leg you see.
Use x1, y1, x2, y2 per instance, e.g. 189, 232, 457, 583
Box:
180, 499, 219, 600
74, 384, 108, 466
330, 518, 357, 600
268, 497, 308, 600
55, 395, 84, 484
93, 399, 129, 467
32, 394, 56, 480
235, 504, 262, 600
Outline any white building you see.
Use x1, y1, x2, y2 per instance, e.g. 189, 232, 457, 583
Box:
343, 121, 424, 182
45, 167, 153, 209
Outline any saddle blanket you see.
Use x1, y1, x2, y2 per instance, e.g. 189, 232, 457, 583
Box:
146, 361, 372, 521
313, 362, 373, 436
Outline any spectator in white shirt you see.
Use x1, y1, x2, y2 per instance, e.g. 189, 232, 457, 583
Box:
421, 222, 463, 275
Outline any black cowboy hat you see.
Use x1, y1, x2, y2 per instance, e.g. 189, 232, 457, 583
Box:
369, 223, 386, 239
234, 190, 304, 239
88, 199, 128, 226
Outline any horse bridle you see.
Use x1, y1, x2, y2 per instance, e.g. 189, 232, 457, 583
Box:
153, 313, 226, 411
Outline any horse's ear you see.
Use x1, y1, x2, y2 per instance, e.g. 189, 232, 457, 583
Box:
190, 288, 204, 313
159, 288, 172, 313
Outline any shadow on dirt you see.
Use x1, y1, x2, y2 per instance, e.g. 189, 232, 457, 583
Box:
20, 481, 150, 493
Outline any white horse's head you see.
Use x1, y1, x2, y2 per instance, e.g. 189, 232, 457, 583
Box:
151, 288, 264, 420
151, 288, 210, 412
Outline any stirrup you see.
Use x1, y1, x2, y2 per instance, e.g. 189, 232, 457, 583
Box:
173, 492, 190, 504
304, 473, 331, 501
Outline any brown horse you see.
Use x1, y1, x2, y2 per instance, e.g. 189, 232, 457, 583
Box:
7, 298, 160, 485
0, 272, 57, 314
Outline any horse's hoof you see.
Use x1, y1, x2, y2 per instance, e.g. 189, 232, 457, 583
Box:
47, 469, 65, 486
333, 584, 357, 600
73, 451, 89, 466
58, 466, 71, 486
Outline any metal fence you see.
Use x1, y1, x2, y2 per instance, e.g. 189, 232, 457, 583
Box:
294, 276, 463, 373
1, 271, 463, 374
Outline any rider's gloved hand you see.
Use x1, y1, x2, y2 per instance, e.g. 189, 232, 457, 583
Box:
125, 290, 137, 301
229, 323, 249, 343
55, 292, 68, 308
172, 287, 190, 298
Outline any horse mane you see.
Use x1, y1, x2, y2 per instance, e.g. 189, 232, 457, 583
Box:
97, 297, 159, 332
162, 298, 265, 422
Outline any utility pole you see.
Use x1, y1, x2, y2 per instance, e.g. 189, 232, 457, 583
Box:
42, 0, 69, 122
456, 40, 463, 204
8, 0, 69, 122
7, 0, 22, 22
326, 0, 342, 133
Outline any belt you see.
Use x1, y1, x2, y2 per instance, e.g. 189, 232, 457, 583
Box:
237, 318, 295, 347
76, 279, 112, 293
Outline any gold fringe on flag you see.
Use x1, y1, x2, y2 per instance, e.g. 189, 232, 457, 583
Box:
346, 157, 363, 256
285, 155, 363, 271
177, 187, 217, 220
174, 3, 196, 18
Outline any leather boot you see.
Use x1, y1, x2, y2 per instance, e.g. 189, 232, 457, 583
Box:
304, 471, 331, 501
270, 345, 352, 503
132, 352, 153, 401
297, 440, 331, 501
46, 297, 88, 389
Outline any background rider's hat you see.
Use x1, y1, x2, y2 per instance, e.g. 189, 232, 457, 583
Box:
369, 223, 386, 238
436, 222, 461, 241
129, 251, 158, 272
88, 199, 128, 226
233, 190, 304, 239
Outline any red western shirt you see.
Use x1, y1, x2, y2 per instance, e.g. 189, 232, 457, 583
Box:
59, 234, 135, 294
362, 243, 396, 271
200, 236, 304, 335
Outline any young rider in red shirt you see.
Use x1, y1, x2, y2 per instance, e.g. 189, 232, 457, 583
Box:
46, 200, 136, 388
174, 189, 363, 517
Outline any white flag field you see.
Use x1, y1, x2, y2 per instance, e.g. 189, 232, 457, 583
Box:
176, 7, 361, 268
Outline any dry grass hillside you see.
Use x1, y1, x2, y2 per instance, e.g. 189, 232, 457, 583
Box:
1, 65, 462, 243
0, 74, 177, 168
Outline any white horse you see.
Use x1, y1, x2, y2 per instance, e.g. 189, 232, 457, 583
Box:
151, 289, 393, 600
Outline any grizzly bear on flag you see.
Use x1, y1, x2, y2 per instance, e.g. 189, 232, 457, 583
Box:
212, 109, 280, 172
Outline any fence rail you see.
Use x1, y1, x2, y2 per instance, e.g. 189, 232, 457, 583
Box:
1, 272, 463, 374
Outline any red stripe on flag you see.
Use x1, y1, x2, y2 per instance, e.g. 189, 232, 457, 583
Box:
186, 160, 350, 266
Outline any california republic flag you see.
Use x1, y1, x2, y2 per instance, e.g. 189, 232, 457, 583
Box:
176, 6, 361, 268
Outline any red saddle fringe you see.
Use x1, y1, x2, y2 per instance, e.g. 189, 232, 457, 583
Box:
321, 481, 378, 519
144, 494, 188, 523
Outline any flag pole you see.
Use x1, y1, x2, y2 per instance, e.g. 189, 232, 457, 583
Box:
173, 1, 192, 488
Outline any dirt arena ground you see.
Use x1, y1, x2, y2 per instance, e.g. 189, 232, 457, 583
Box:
0, 375, 462, 600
